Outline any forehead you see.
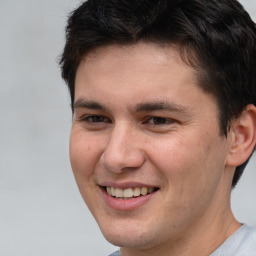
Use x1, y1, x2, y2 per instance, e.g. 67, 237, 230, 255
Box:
74, 42, 216, 110
81, 42, 190, 73
76, 42, 197, 87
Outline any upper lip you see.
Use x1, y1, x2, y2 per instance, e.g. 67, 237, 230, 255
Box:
99, 181, 159, 189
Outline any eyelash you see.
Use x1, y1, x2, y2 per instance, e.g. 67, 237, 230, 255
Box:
145, 117, 175, 126
79, 115, 111, 125
82, 115, 110, 123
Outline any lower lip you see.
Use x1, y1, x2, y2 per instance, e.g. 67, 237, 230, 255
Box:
101, 188, 157, 211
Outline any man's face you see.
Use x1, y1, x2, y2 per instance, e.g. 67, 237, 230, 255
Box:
70, 43, 233, 250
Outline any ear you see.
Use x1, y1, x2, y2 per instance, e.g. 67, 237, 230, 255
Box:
226, 104, 256, 167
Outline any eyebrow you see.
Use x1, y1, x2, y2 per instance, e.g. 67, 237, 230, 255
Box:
73, 99, 107, 111
73, 98, 189, 114
134, 101, 188, 113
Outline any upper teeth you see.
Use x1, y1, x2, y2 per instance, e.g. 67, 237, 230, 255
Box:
106, 187, 155, 198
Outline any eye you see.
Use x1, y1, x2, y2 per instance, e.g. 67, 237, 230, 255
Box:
143, 116, 177, 133
147, 117, 174, 125
85, 115, 110, 123
78, 115, 112, 129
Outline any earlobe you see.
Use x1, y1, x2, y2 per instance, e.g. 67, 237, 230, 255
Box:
226, 104, 256, 167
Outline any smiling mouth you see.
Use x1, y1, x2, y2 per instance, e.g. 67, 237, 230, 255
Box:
104, 186, 158, 199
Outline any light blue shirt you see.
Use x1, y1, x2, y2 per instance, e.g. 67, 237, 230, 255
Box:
210, 224, 256, 255
109, 224, 256, 256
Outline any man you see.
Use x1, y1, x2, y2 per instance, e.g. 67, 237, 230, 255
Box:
59, 0, 256, 255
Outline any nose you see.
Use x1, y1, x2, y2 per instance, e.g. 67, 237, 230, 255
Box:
100, 124, 145, 173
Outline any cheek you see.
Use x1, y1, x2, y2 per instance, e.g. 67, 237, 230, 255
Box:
69, 129, 102, 180
150, 135, 197, 174
150, 131, 224, 190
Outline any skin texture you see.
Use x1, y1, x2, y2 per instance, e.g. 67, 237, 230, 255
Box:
70, 43, 244, 256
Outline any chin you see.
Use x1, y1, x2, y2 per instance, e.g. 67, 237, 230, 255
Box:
104, 232, 152, 249
98, 220, 160, 249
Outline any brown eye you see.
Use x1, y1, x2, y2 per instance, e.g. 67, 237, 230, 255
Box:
148, 117, 170, 125
87, 115, 108, 122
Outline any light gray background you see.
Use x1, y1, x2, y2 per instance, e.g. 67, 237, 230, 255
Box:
0, 1, 255, 255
